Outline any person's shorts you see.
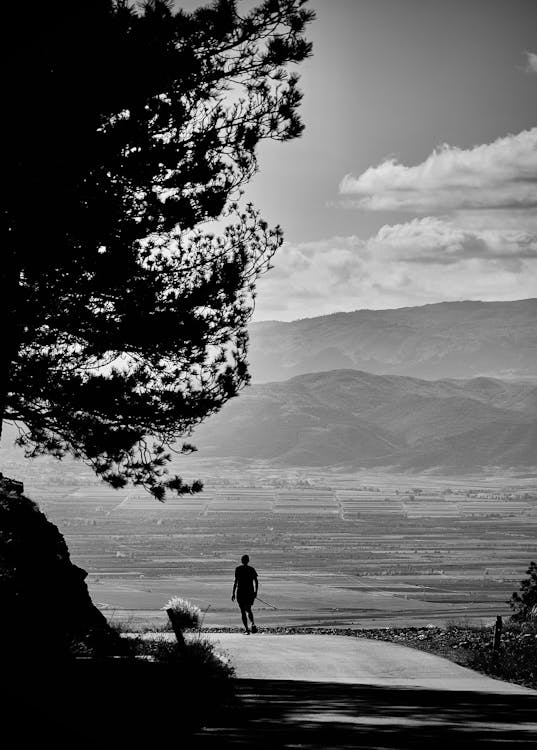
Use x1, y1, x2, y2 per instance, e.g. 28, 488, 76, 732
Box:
237, 594, 255, 609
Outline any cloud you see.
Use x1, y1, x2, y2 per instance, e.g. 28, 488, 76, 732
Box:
252, 226, 537, 321
254, 123, 537, 321
370, 217, 537, 264
339, 128, 537, 212
524, 51, 537, 75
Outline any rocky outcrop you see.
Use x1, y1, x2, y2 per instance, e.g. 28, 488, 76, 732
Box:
0, 488, 121, 661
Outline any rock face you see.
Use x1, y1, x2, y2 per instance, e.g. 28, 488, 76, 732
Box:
0, 489, 119, 660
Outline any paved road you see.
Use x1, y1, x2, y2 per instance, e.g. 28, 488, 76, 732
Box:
191, 634, 537, 748
204, 633, 535, 692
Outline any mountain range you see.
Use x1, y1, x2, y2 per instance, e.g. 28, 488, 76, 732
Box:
248, 299, 537, 382
1, 300, 535, 475
192, 369, 537, 470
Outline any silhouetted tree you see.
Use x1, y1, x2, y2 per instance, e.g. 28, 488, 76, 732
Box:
1, 0, 313, 499
508, 561, 537, 622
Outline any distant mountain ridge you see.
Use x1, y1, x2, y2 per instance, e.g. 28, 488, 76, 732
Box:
192, 369, 537, 471
248, 299, 537, 382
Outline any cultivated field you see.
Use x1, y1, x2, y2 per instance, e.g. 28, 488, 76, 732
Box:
13, 454, 537, 629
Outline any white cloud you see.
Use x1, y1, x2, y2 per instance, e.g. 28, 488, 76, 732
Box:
452, 209, 537, 233
524, 51, 537, 75
339, 128, 537, 212
253, 226, 537, 321
370, 217, 537, 264
254, 123, 537, 321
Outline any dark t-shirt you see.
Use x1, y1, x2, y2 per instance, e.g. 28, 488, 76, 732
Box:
235, 565, 258, 596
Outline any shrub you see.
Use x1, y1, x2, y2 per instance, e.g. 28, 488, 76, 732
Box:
163, 597, 202, 630
508, 561, 537, 622
124, 634, 235, 683
467, 620, 537, 689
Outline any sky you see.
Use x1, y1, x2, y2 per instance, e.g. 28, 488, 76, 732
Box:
184, 0, 537, 320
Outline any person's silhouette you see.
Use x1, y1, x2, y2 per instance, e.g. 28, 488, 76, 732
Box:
231, 554, 258, 634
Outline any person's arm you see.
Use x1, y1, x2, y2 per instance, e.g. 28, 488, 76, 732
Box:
253, 573, 259, 598
231, 576, 237, 601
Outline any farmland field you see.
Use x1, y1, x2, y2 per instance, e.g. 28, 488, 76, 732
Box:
11, 453, 537, 629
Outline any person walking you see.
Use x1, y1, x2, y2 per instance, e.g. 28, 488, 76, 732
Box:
231, 554, 258, 634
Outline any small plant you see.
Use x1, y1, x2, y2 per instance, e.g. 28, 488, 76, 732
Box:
163, 597, 202, 630
508, 561, 537, 622
163, 597, 202, 649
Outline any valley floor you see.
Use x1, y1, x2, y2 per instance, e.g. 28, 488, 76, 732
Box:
6, 459, 536, 629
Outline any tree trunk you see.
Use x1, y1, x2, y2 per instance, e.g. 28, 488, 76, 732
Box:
166, 609, 187, 651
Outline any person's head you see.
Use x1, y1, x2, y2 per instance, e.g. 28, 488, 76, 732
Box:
241, 554, 249, 565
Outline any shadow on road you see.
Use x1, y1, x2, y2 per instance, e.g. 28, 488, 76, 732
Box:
192, 678, 537, 749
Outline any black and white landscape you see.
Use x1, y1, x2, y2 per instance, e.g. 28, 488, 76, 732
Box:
2, 1, 537, 743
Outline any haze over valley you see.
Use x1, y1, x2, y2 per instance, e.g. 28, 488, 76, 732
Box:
2, 292, 535, 632
191, 367, 537, 471
2, 293, 534, 630
248, 299, 537, 382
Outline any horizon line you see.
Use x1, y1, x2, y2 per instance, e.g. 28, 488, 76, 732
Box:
252, 296, 537, 325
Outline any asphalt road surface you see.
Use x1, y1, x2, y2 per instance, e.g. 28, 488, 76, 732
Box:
203, 633, 534, 691
191, 634, 537, 749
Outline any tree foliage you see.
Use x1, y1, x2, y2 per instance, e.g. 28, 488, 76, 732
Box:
1, 0, 314, 499
508, 561, 537, 622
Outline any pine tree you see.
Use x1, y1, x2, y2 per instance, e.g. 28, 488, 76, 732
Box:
0, 0, 313, 499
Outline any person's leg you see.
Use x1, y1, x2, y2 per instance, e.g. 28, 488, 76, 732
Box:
239, 605, 250, 632
246, 602, 257, 632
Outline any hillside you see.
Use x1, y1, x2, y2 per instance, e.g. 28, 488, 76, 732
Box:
248, 299, 537, 382
191, 370, 537, 470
